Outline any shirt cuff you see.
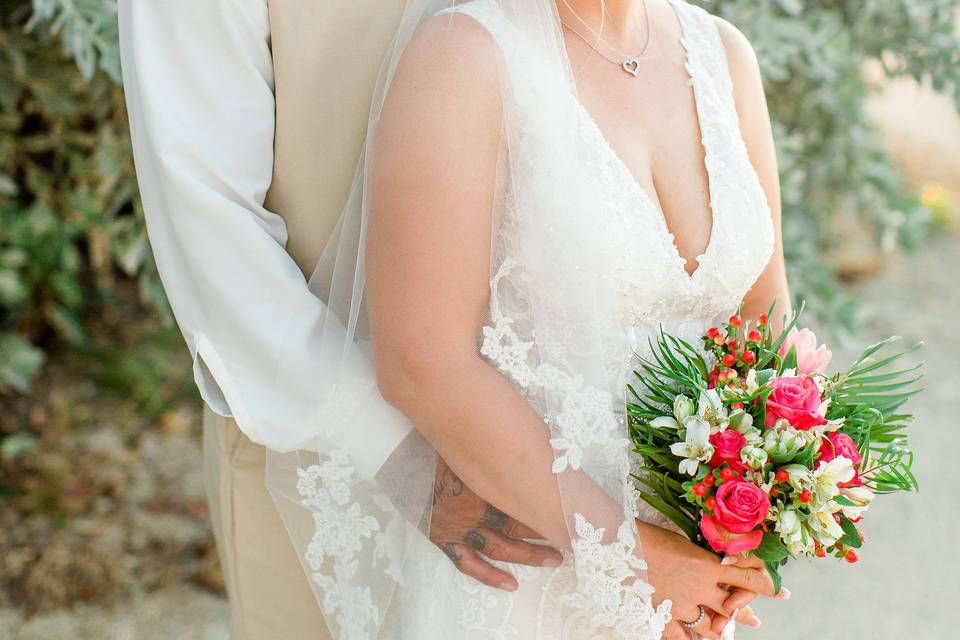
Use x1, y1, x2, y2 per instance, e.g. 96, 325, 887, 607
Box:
338, 390, 414, 480
191, 333, 258, 442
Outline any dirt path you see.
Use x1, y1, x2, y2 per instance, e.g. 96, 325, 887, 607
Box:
1, 587, 228, 640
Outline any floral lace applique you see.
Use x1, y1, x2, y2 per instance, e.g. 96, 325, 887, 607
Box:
564, 515, 673, 639
480, 256, 672, 639
481, 259, 630, 473
296, 451, 383, 638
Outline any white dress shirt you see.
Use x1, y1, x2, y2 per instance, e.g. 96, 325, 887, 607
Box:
117, 0, 411, 474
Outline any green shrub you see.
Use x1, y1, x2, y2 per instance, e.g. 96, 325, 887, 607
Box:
701, 0, 960, 329
0, 0, 162, 392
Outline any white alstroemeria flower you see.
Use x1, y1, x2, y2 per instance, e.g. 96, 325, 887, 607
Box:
817, 396, 832, 417
697, 389, 729, 433
674, 394, 695, 421
823, 416, 846, 432
740, 426, 763, 446
741, 444, 768, 470
812, 374, 830, 394
776, 508, 816, 557
648, 394, 696, 430
744, 368, 760, 394
781, 464, 815, 493
763, 425, 814, 464
807, 503, 845, 547
650, 415, 681, 429
838, 485, 874, 520
812, 456, 855, 505
669, 416, 714, 476
780, 367, 797, 378
728, 409, 754, 434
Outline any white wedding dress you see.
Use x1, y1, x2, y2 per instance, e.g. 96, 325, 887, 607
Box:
386, 0, 775, 638
269, 0, 776, 638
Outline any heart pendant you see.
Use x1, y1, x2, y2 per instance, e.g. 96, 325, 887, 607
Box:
621, 58, 640, 77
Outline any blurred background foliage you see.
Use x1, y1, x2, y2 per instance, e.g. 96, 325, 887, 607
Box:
0, 0, 167, 396
0, 0, 956, 400
702, 0, 960, 327
0, 0, 957, 625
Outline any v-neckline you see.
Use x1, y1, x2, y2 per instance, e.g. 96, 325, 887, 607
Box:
564, 0, 717, 283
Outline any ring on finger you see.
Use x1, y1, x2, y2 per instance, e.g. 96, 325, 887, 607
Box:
678, 605, 707, 628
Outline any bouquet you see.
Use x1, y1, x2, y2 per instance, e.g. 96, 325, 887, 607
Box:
627, 303, 921, 591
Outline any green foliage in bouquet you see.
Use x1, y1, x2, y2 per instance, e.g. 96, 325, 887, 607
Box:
627, 303, 921, 591
822, 335, 922, 494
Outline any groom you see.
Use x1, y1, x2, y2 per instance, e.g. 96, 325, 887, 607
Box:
117, 1, 560, 638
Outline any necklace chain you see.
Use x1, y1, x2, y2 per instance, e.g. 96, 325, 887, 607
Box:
559, 0, 652, 76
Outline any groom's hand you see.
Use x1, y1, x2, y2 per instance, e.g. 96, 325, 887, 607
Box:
430, 457, 563, 591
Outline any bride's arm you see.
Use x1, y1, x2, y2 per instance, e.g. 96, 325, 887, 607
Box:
366, 18, 572, 551
715, 18, 793, 333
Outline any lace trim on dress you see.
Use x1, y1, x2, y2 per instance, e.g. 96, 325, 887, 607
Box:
669, 0, 775, 301
291, 378, 410, 640
481, 258, 672, 639
297, 452, 382, 637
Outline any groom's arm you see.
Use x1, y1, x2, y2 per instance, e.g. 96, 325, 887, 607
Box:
117, 0, 410, 470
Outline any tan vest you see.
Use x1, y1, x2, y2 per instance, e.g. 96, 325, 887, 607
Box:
265, 0, 407, 276
204, 8, 407, 637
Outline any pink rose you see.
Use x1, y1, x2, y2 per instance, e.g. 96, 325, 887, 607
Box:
765, 376, 828, 430
817, 432, 863, 487
708, 429, 747, 469
700, 481, 770, 554
779, 328, 832, 375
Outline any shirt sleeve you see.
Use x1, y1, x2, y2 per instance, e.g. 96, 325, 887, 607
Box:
117, 0, 412, 475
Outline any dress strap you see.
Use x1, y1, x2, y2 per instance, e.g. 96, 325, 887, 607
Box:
436, 0, 518, 56
667, 0, 736, 112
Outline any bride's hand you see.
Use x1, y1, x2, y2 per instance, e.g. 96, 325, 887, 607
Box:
707, 554, 789, 634
636, 521, 783, 640
430, 457, 564, 591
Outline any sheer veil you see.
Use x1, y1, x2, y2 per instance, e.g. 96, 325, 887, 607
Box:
264, 1, 674, 637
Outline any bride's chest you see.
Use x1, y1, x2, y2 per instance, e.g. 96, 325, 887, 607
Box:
503, 98, 774, 327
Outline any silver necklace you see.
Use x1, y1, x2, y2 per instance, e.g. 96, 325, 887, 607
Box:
560, 0, 652, 77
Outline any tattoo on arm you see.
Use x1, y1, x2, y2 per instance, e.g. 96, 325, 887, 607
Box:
463, 529, 486, 553
433, 461, 465, 505
480, 505, 512, 533
442, 542, 463, 566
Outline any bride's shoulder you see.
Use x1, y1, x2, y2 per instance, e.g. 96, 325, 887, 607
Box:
704, 13, 763, 97
380, 7, 502, 131
397, 6, 504, 86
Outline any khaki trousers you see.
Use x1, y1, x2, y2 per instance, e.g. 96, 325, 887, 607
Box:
203, 407, 332, 640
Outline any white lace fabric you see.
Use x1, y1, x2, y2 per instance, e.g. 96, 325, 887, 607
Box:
266, 1, 773, 638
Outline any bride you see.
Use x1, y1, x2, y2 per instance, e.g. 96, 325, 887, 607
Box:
266, 0, 793, 638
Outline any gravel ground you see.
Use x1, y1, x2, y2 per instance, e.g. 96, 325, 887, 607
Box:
1, 587, 228, 640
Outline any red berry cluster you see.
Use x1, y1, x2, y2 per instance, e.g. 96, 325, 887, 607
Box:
687, 464, 741, 512
703, 312, 768, 390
